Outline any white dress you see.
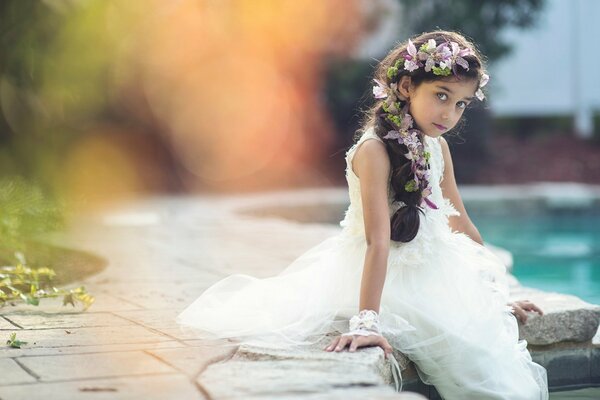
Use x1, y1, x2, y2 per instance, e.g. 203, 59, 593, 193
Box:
176, 127, 549, 399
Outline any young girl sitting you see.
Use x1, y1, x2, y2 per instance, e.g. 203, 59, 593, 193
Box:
177, 30, 549, 400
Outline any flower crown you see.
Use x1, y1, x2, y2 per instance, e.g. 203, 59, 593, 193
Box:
387, 38, 489, 100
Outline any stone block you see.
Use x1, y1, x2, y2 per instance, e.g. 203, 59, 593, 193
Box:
541, 347, 591, 388
0, 373, 203, 400
2, 312, 133, 330
0, 324, 172, 355
18, 351, 175, 381
240, 387, 426, 399
198, 359, 384, 399
510, 292, 600, 345
0, 359, 37, 385
147, 344, 237, 377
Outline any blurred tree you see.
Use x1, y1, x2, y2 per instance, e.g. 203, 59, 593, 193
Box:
400, 0, 545, 62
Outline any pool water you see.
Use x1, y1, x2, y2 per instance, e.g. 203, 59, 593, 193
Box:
470, 212, 600, 306
549, 387, 600, 399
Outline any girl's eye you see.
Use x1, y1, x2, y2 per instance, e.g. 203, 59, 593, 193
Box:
437, 93, 468, 109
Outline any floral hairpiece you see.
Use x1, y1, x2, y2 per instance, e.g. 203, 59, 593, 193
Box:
379, 101, 438, 210
387, 38, 489, 100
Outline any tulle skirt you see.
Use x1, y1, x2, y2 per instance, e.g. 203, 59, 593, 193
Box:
176, 222, 548, 400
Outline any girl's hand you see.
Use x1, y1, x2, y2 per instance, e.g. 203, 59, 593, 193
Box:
323, 334, 393, 358
508, 299, 544, 324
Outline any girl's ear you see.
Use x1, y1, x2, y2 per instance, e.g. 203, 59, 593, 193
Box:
397, 75, 412, 100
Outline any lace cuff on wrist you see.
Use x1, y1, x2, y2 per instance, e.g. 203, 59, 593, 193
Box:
341, 309, 381, 337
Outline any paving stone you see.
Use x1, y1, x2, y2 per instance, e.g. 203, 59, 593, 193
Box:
0, 359, 37, 385
147, 344, 237, 377
0, 293, 143, 314
1, 312, 134, 330
0, 373, 203, 400
17, 351, 176, 381
0, 339, 186, 358
0, 324, 172, 353
115, 309, 233, 341
0, 316, 19, 330
112, 308, 181, 329
91, 282, 211, 310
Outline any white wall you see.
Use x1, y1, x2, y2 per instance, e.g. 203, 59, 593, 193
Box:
489, 0, 600, 137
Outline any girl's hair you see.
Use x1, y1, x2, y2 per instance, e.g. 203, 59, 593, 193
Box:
356, 30, 487, 243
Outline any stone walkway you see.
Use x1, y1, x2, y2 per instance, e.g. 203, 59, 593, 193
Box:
1, 188, 598, 399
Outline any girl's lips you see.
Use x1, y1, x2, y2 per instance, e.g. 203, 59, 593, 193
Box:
433, 123, 446, 131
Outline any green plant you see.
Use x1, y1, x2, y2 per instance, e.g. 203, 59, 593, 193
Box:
6, 332, 27, 348
0, 263, 94, 310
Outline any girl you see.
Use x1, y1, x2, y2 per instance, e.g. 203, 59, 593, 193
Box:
177, 30, 549, 399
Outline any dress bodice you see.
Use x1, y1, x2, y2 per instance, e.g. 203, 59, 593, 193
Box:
339, 127, 458, 238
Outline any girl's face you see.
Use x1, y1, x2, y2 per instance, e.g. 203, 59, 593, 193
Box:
398, 76, 478, 138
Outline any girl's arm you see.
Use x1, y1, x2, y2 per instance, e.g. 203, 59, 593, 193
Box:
439, 137, 484, 245
324, 139, 395, 356
351, 139, 392, 312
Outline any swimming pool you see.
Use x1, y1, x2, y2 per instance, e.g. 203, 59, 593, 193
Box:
469, 208, 600, 306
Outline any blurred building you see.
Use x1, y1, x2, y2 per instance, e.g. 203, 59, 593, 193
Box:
489, 0, 600, 138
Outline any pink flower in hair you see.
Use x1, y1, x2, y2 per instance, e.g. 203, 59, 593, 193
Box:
372, 79, 388, 99
475, 73, 490, 101
404, 39, 420, 72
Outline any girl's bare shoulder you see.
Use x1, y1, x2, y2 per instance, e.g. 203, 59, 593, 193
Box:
352, 138, 390, 179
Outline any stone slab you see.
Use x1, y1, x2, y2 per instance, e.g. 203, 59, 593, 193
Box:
113, 308, 182, 329
0, 359, 37, 385
17, 351, 176, 381
240, 387, 426, 399
0, 339, 187, 359
147, 343, 237, 377
0, 324, 172, 354
114, 308, 206, 340
511, 292, 600, 344
198, 359, 385, 399
1, 312, 134, 330
0, 316, 19, 330
0, 293, 143, 314
0, 373, 203, 400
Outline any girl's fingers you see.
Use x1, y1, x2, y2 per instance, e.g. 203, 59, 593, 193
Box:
518, 300, 544, 316
349, 336, 362, 352
513, 305, 528, 324
376, 337, 392, 358
335, 336, 350, 351
324, 336, 341, 351
526, 303, 544, 315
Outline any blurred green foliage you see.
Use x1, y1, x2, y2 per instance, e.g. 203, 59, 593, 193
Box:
1, 0, 121, 189
0, 177, 65, 262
